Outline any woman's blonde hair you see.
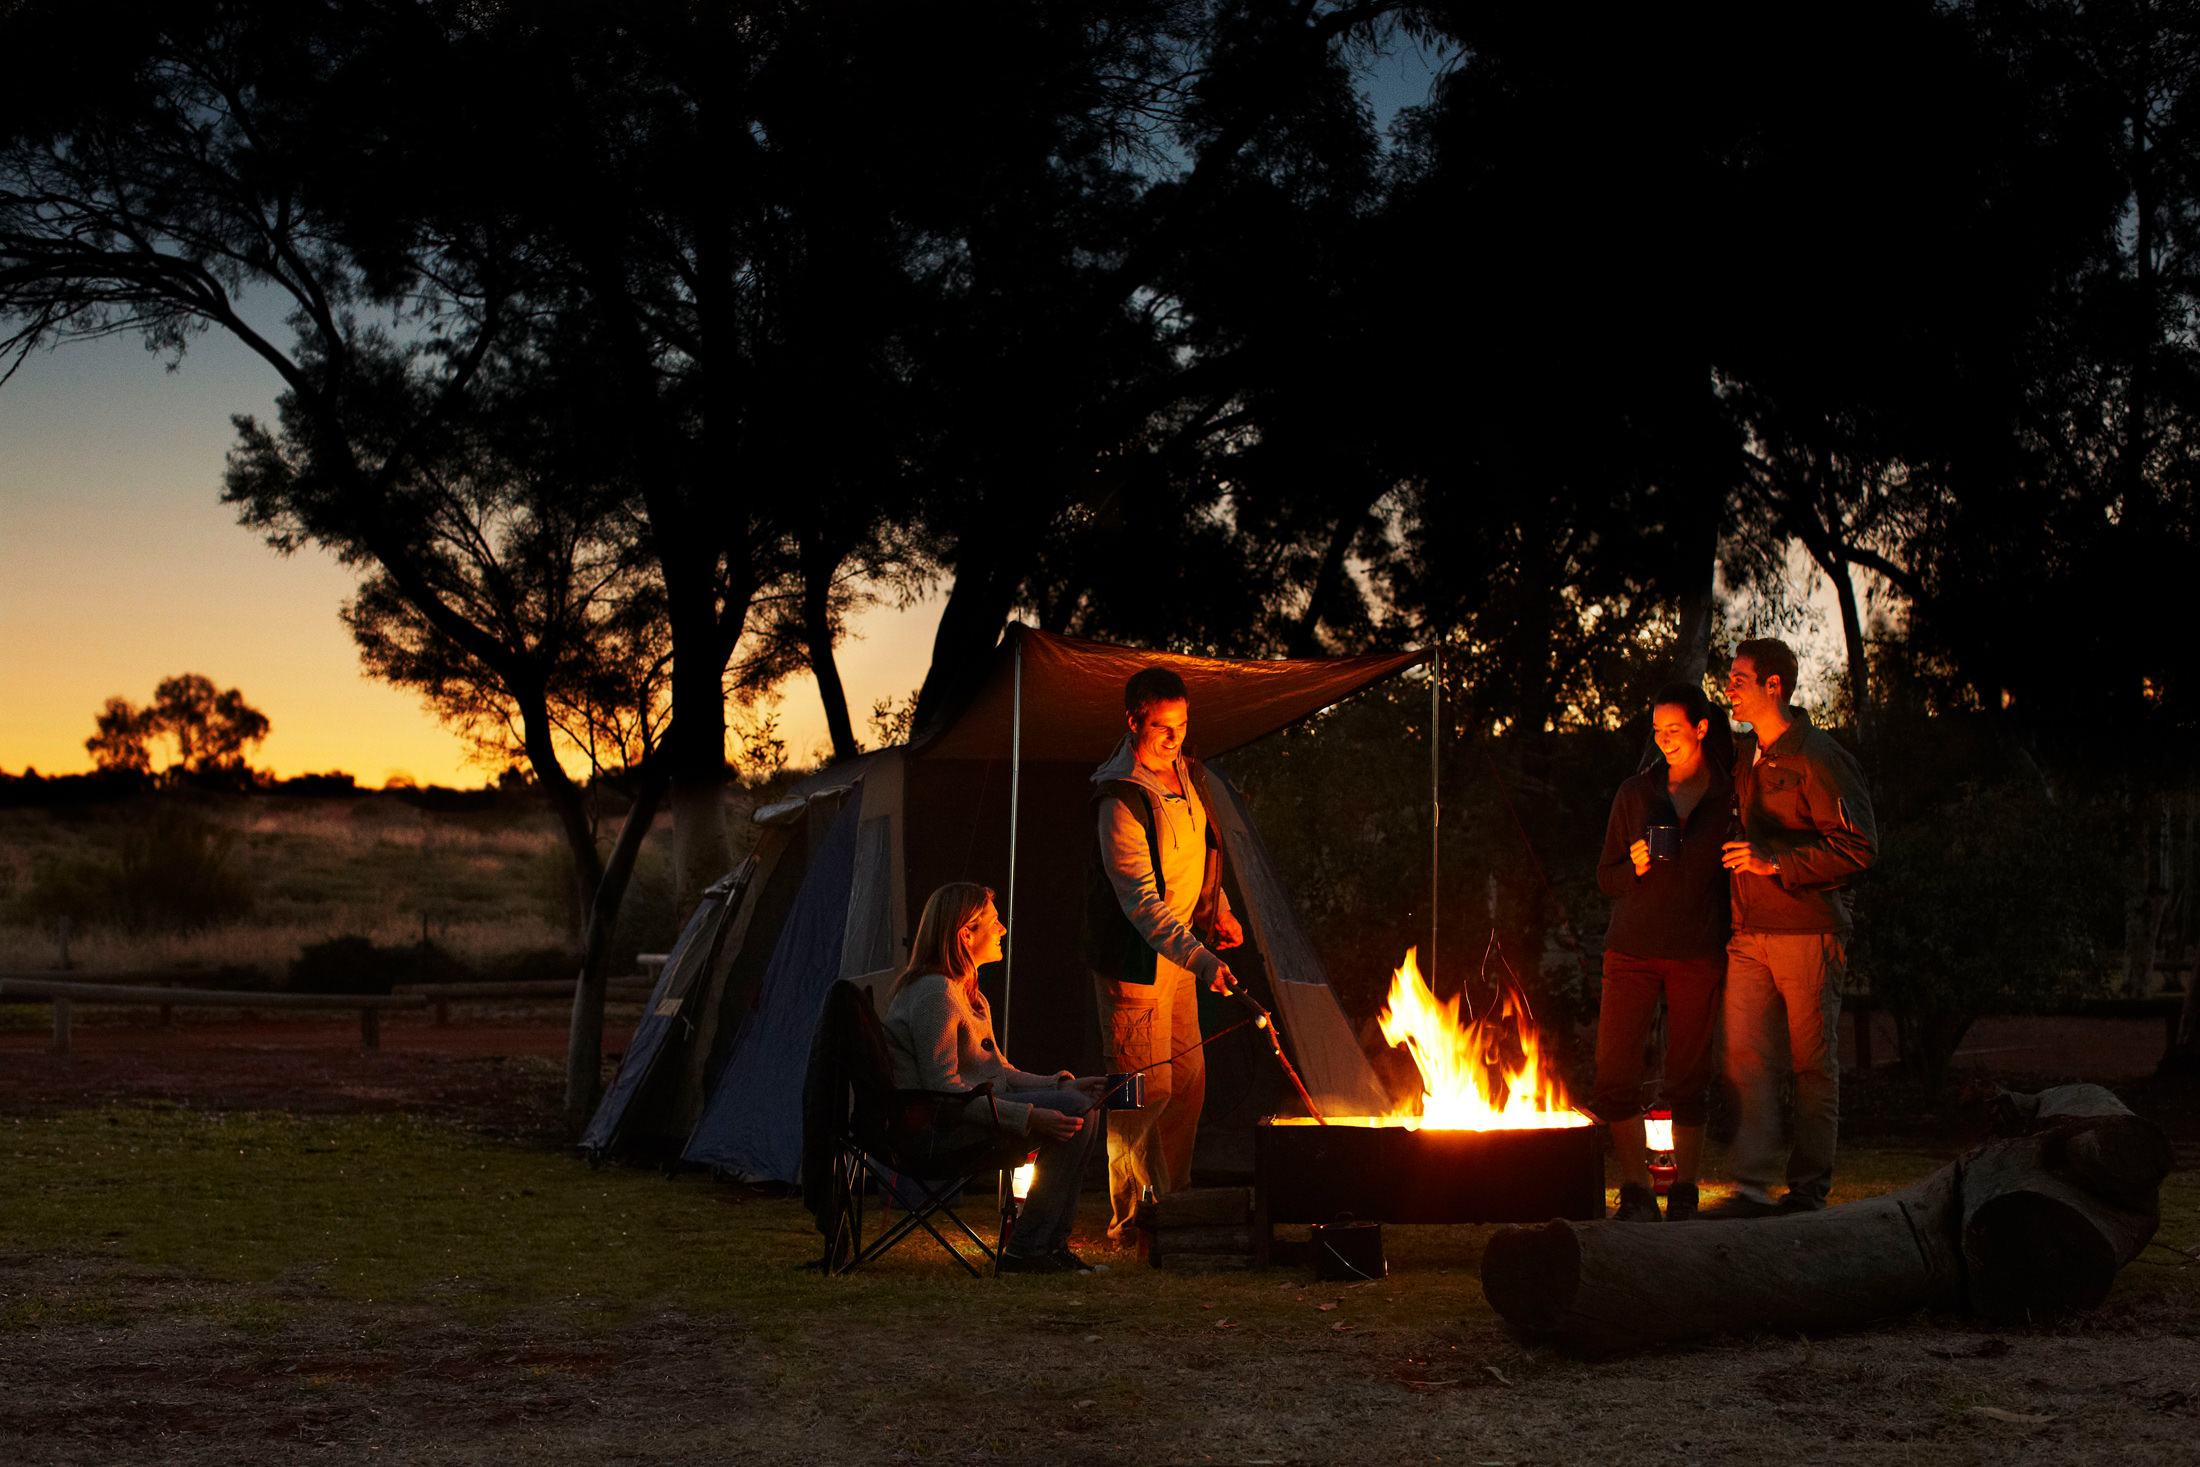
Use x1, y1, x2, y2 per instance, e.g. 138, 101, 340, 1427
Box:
892, 881, 997, 998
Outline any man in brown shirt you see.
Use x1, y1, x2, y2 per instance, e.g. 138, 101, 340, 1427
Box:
1709, 638, 1878, 1217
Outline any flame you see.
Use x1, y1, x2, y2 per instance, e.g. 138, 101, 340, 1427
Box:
1373, 948, 1589, 1131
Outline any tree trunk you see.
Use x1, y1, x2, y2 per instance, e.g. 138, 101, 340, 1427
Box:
664, 571, 736, 912
2171, 977, 2200, 1074
1825, 554, 1871, 749
912, 557, 1018, 737
803, 544, 859, 764
2124, 794, 2165, 998
1481, 1085, 2170, 1350
1661, 399, 1726, 691
564, 766, 671, 1134
1285, 513, 1363, 659
517, 692, 606, 936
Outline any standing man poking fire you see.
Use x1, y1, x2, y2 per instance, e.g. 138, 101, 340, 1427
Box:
1085, 667, 1245, 1243
1710, 638, 1878, 1218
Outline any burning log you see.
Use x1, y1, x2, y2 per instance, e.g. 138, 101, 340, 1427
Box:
1481, 1084, 2172, 1351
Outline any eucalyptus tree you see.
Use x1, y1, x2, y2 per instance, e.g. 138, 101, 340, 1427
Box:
898, 0, 1427, 728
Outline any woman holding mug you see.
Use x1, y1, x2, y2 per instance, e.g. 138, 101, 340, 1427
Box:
882, 881, 1111, 1273
1591, 682, 1736, 1221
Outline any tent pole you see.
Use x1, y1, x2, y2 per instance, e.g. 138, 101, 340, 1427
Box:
1430, 643, 1440, 987
1004, 629, 1023, 1049
998, 630, 1025, 1249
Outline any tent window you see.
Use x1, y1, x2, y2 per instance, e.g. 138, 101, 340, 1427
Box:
840, 815, 894, 978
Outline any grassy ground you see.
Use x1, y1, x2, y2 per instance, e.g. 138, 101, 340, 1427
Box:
3, 1102, 2195, 1465
3, 795, 2197, 1461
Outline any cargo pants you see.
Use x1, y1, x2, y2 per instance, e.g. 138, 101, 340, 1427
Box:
1093, 957, 1205, 1239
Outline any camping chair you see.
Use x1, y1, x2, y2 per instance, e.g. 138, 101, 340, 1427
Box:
802, 980, 1031, 1277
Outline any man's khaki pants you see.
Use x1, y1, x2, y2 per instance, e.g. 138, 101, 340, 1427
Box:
1722, 930, 1846, 1208
1093, 959, 1205, 1239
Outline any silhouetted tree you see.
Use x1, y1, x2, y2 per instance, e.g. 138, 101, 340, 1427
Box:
84, 697, 153, 775
84, 674, 268, 781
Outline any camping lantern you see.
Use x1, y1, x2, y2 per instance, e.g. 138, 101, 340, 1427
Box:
1644, 1108, 1677, 1196
1011, 1153, 1037, 1202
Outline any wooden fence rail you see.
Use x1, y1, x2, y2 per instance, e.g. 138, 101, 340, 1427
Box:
0, 979, 426, 1054
391, 978, 656, 1024
1842, 994, 2184, 1071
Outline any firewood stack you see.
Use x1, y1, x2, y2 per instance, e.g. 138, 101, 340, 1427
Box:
1480, 1084, 2175, 1351
1136, 1187, 1254, 1270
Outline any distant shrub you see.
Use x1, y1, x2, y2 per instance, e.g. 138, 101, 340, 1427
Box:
477, 946, 581, 985
606, 846, 685, 963
114, 809, 255, 928
271, 772, 361, 797
288, 936, 469, 995
15, 854, 115, 926
14, 808, 252, 930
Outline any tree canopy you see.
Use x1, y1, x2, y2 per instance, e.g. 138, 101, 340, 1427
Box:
12, 0, 2200, 1101
86, 674, 270, 783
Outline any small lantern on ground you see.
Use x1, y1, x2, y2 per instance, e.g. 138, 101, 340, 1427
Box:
1644, 1107, 1677, 1196
1000, 1150, 1039, 1254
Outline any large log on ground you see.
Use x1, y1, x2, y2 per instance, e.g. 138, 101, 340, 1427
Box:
1979, 1081, 2135, 1132
1482, 1085, 2172, 1350
1957, 1118, 2171, 1322
1481, 1170, 1961, 1353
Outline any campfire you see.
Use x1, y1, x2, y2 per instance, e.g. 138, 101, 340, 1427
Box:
1273, 947, 1593, 1131
1253, 946, 1602, 1249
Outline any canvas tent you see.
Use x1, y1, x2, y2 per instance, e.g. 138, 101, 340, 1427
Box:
582, 625, 1426, 1182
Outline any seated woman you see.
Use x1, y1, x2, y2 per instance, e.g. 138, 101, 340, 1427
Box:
882, 881, 1110, 1274
1591, 682, 1736, 1222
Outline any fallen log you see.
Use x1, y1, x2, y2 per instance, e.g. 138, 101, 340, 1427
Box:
1481, 1171, 1961, 1352
1481, 1084, 2171, 1350
1955, 1088, 2171, 1323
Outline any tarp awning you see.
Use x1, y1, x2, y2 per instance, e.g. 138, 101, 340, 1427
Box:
914, 626, 1428, 764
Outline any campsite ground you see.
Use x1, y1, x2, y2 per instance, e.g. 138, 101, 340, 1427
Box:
1, 1006, 2196, 1465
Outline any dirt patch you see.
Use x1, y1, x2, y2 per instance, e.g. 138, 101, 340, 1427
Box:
2, 1011, 2196, 1464
0, 1014, 580, 1140
0, 1258, 2195, 1466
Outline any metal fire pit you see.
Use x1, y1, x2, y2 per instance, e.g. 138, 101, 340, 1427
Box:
1253, 1116, 1603, 1264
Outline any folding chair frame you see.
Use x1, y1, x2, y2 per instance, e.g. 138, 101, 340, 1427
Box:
823, 1142, 1014, 1277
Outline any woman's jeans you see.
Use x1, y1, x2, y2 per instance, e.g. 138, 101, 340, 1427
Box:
901, 1084, 1100, 1258
999, 1085, 1101, 1257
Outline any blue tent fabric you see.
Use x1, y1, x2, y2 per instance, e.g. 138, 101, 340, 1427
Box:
683, 792, 864, 1181
578, 867, 743, 1156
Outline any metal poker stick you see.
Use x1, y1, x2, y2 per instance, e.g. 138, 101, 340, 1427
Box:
1128, 978, 1327, 1125
1222, 975, 1329, 1125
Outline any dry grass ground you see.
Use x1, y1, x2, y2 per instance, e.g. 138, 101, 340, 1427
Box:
1, 1025, 2195, 1467
3, 799, 2196, 1463
0, 797, 578, 977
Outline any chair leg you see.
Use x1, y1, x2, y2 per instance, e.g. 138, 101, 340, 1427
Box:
845, 1156, 996, 1277
998, 1196, 1021, 1275
824, 1148, 858, 1275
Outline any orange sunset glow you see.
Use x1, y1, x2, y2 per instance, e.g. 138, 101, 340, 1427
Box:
0, 330, 936, 786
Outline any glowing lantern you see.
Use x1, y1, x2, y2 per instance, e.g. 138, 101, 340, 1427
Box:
1644, 1107, 1677, 1196
1011, 1153, 1037, 1201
